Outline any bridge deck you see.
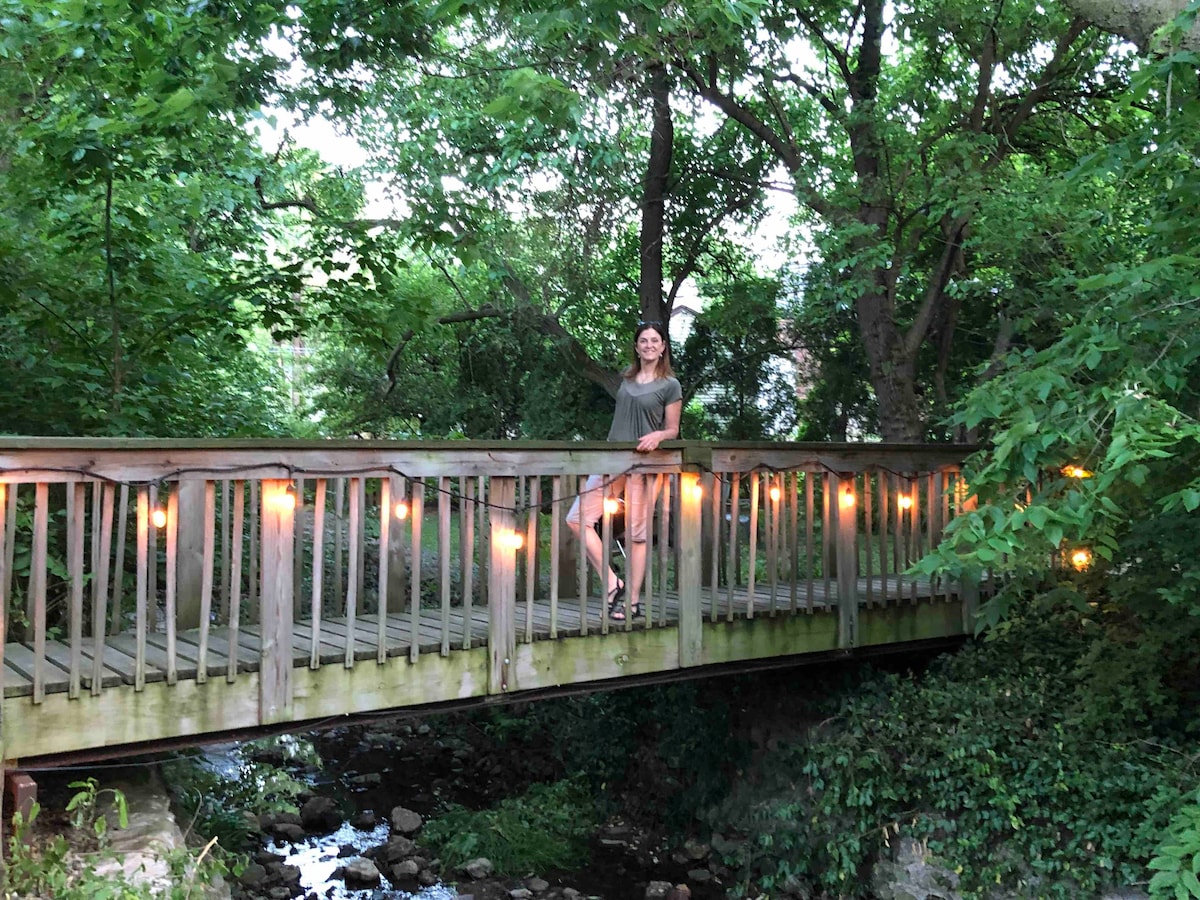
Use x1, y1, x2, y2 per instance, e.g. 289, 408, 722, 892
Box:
2, 575, 946, 699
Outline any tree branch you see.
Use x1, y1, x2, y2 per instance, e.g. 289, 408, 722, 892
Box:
254, 176, 319, 215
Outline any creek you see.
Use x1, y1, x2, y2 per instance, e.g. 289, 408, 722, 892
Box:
230, 714, 730, 900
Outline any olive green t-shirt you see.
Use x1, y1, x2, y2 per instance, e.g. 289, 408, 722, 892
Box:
607, 376, 682, 442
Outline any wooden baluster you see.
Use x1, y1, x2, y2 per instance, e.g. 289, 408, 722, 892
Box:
110, 484, 128, 636
879, 474, 890, 604
805, 472, 815, 613
748, 471, 763, 617
333, 478, 345, 611
68, 482, 85, 699
726, 472, 738, 622
523, 477, 538, 644
599, 480, 613, 635
377, 477, 391, 664
247, 481, 259, 624
657, 474, 672, 628
292, 478, 305, 624
197, 481, 215, 684
576, 475, 588, 636
227, 481, 245, 683
788, 471, 799, 614
478, 476, 489, 609
409, 479, 424, 663
440, 476, 453, 656
310, 479, 326, 669
709, 473, 721, 624
549, 476, 561, 640
220, 481, 230, 627
488, 477, 516, 695
768, 474, 779, 616
909, 476, 920, 605
259, 480, 295, 725
165, 485, 178, 684
820, 472, 830, 614
135, 486, 149, 692
461, 478, 475, 649
148, 484, 159, 633
864, 471, 874, 608
344, 478, 361, 668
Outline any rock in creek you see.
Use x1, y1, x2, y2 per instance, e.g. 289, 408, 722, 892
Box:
390, 805, 424, 835
461, 856, 495, 879
340, 856, 382, 887
299, 796, 342, 834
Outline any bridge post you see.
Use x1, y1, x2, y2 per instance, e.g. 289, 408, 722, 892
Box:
488, 477, 517, 694
834, 473, 859, 649
259, 479, 295, 724
677, 471, 703, 667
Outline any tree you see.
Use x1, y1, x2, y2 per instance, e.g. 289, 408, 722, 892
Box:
661, 0, 1132, 440
284, 0, 769, 402
923, 7, 1200, 624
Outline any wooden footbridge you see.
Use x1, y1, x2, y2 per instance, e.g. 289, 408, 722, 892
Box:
0, 439, 978, 772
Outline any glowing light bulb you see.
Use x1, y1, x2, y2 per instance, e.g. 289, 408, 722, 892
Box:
839, 490, 856, 509
1070, 548, 1093, 571
603, 498, 620, 516
1063, 465, 1093, 479
394, 501, 409, 520
151, 508, 167, 529
897, 494, 913, 511
499, 531, 524, 551
769, 486, 781, 503
690, 483, 704, 502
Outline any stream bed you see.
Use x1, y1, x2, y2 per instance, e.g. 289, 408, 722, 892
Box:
228, 716, 729, 900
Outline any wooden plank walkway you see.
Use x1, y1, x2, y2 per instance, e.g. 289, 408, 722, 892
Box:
1, 575, 947, 699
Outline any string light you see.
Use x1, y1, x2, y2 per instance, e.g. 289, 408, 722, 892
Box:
897, 494, 913, 511
603, 497, 620, 516
393, 501, 409, 520
769, 485, 781, 503
690, 483, 704, 502
1069, 548, 1093, 571
1063, 465, 1093, 479
839, 489, 856, 509
151, 508, 167, 528
265, 483, 297, 512
498, 531, 524, 551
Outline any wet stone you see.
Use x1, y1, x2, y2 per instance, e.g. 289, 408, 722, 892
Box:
299, 796, 342, 834
390, 805, 424, 835
351, 809, 379, 830
462, 857, 494, 879
646, 882, 674, 900
687, 868, 712, 884
392, 860, 420, 878
342, 857, 382, 887
273, 823, 307, 843
526, 876, 550, 893
509, 889, 533, 900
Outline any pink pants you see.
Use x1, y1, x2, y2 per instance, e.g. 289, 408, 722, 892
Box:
566, 474, 660, 542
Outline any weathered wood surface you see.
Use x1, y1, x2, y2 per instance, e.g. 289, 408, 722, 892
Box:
0, 574, 945, 700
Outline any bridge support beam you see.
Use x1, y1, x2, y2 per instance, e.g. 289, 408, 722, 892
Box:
488, 477, 517, 694
834, 473, 859, 649
677, 471, 703, 667
259, 480, 295, 724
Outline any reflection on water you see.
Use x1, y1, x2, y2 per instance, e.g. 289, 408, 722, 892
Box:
267, 821, 458, 899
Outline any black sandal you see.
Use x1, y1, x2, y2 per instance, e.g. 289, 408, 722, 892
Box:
606, 581, 625, 617
612, 602, 643, 621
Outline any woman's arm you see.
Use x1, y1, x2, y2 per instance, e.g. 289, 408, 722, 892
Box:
636, 400, 682, 452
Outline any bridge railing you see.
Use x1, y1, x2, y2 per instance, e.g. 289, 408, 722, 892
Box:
0, 439, 974, 718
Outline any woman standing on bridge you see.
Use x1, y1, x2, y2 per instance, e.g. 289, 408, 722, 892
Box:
566, 322, 682, 621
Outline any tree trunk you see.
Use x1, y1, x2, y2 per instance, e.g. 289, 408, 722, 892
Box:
639, 63, 673, 328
